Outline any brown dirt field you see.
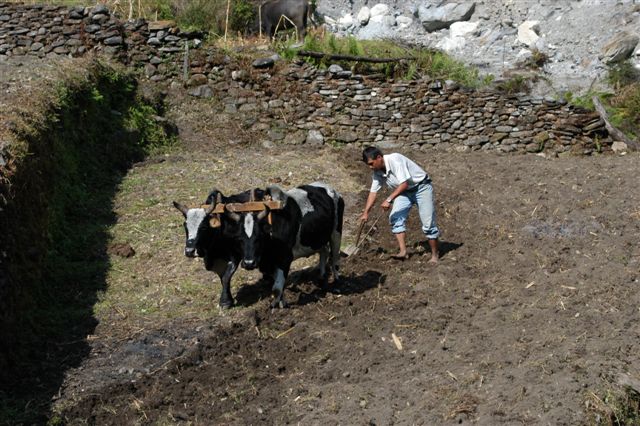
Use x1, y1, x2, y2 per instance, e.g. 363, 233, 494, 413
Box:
47, 88, 640, 425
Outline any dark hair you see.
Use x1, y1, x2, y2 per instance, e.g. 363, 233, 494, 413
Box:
362, 146, 383, 163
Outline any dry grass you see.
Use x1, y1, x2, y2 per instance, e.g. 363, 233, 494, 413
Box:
96, 142, 362, 329
3, 0, 166, 20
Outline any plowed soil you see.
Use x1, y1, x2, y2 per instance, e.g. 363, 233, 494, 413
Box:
50, 90, 640, 425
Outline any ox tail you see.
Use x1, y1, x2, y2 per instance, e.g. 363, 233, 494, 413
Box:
336, 195, 344, 235
330, 194, 344, 281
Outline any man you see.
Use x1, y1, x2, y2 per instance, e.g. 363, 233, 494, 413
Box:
359, 146, 440, 263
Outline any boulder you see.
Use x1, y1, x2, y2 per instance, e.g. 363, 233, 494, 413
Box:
417, 2, 476, 32
601, 31, 639, 64
357, 7, 370, 26
517, 21, 540, 48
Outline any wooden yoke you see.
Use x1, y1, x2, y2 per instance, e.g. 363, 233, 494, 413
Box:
199, 200, 283, 227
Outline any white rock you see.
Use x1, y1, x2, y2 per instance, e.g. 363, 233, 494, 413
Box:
517, 20, 541, 48
323, 16, 336, 25
370, 4, 390, 18
338, 13, 354, 28
516, 48, 532, 60
437, 36, 466, 51
370, 14, 395, 25
357, 7, 370, 26
396, 16, 412, 29
611, 141, 628, 153
450, 21, 478, 38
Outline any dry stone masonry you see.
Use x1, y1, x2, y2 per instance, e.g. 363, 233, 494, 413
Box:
0, 2, 621, 155
0, 1, 200, 78
206, 62, 614, 155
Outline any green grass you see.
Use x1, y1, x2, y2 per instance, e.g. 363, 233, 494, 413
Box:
278, 33, 486, 86
587, 386, 640, 425
0, 59, 175, 425
565, 61, 640, 140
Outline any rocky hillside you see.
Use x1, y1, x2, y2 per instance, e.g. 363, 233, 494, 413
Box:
316, 0, 640, 96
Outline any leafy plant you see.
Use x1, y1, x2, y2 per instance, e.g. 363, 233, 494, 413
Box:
495, 75, 530, 94
607, 61, 640, 89
527, 48, 549, 69
347, 35, 362, 56
175, 0, 227, 34
229, 0, 255, 34
587, 387, 640, 425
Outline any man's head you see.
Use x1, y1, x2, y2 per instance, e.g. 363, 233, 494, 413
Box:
362, 146, 384, 170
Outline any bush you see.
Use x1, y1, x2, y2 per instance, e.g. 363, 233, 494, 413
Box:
229, 0, 256, 34
175, 0, 227, 34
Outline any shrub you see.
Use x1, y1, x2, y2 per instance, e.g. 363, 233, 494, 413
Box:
495, 75, 530, 94
607, 61, 640, 88
229, 0, 256, 34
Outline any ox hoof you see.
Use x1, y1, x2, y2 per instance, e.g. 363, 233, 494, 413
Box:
219, 300, 234, 310
270, 299, 288, 310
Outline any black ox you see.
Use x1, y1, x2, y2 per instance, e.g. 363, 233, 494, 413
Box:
256, 0, 309, 40
223, 182, 344, 309
173, 188, 265, 309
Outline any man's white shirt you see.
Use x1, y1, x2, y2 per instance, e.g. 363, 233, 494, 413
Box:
370, 153, 429, 193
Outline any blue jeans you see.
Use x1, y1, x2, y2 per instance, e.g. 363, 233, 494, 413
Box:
389, 182, 440, 239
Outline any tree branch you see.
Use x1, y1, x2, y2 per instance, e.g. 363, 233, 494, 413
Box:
592, 96, 639, 151
297, 50, 413, 63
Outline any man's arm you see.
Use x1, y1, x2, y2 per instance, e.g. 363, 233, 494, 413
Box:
384, 181, 409, 204
360, 191, 379, 221
381, 181, 409, 210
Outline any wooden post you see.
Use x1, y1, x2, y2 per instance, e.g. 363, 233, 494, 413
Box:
183, 40, 189, 83
258, 4, 262, 39
224, 0, 231, 43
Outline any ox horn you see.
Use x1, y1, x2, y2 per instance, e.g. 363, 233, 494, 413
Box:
216, 192, 222, 204
224, 205, 241, 222
250, 188, 256, 202
257, 205, 270, 220
173, 201, 188, 217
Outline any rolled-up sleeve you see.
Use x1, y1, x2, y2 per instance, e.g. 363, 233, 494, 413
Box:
370, 173, 383, 192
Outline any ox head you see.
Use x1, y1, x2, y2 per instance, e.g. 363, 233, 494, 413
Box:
173, 193, 220, 258
224, 189, 271, 270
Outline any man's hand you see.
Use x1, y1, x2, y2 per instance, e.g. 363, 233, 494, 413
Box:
381, 199, 392, 210
360, 211, 369, 222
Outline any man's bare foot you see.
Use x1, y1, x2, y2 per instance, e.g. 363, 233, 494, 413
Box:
428, 254, 439, 264
390, 252, 409, 260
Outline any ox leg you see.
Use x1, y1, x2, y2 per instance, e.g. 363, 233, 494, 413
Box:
329, 231, 342, 283
214, 259, 238, 309
271, 267, 289, 309
317, 247, 329, 286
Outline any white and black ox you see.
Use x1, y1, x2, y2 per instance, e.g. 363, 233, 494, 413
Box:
173, 188, 266, 309
224, 182, 344, 309
256, 0, 309, 40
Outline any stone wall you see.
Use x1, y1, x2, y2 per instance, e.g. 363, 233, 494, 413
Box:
0, 1, 198, 80
205, 62, 612, 155
0, 1, 616, 155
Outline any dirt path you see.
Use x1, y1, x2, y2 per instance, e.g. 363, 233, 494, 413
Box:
52, 111, 640, 425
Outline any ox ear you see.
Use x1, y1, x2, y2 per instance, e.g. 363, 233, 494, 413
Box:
173, 201, 188, 217
266, 185, 285, 202
224, 205, 241, 223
